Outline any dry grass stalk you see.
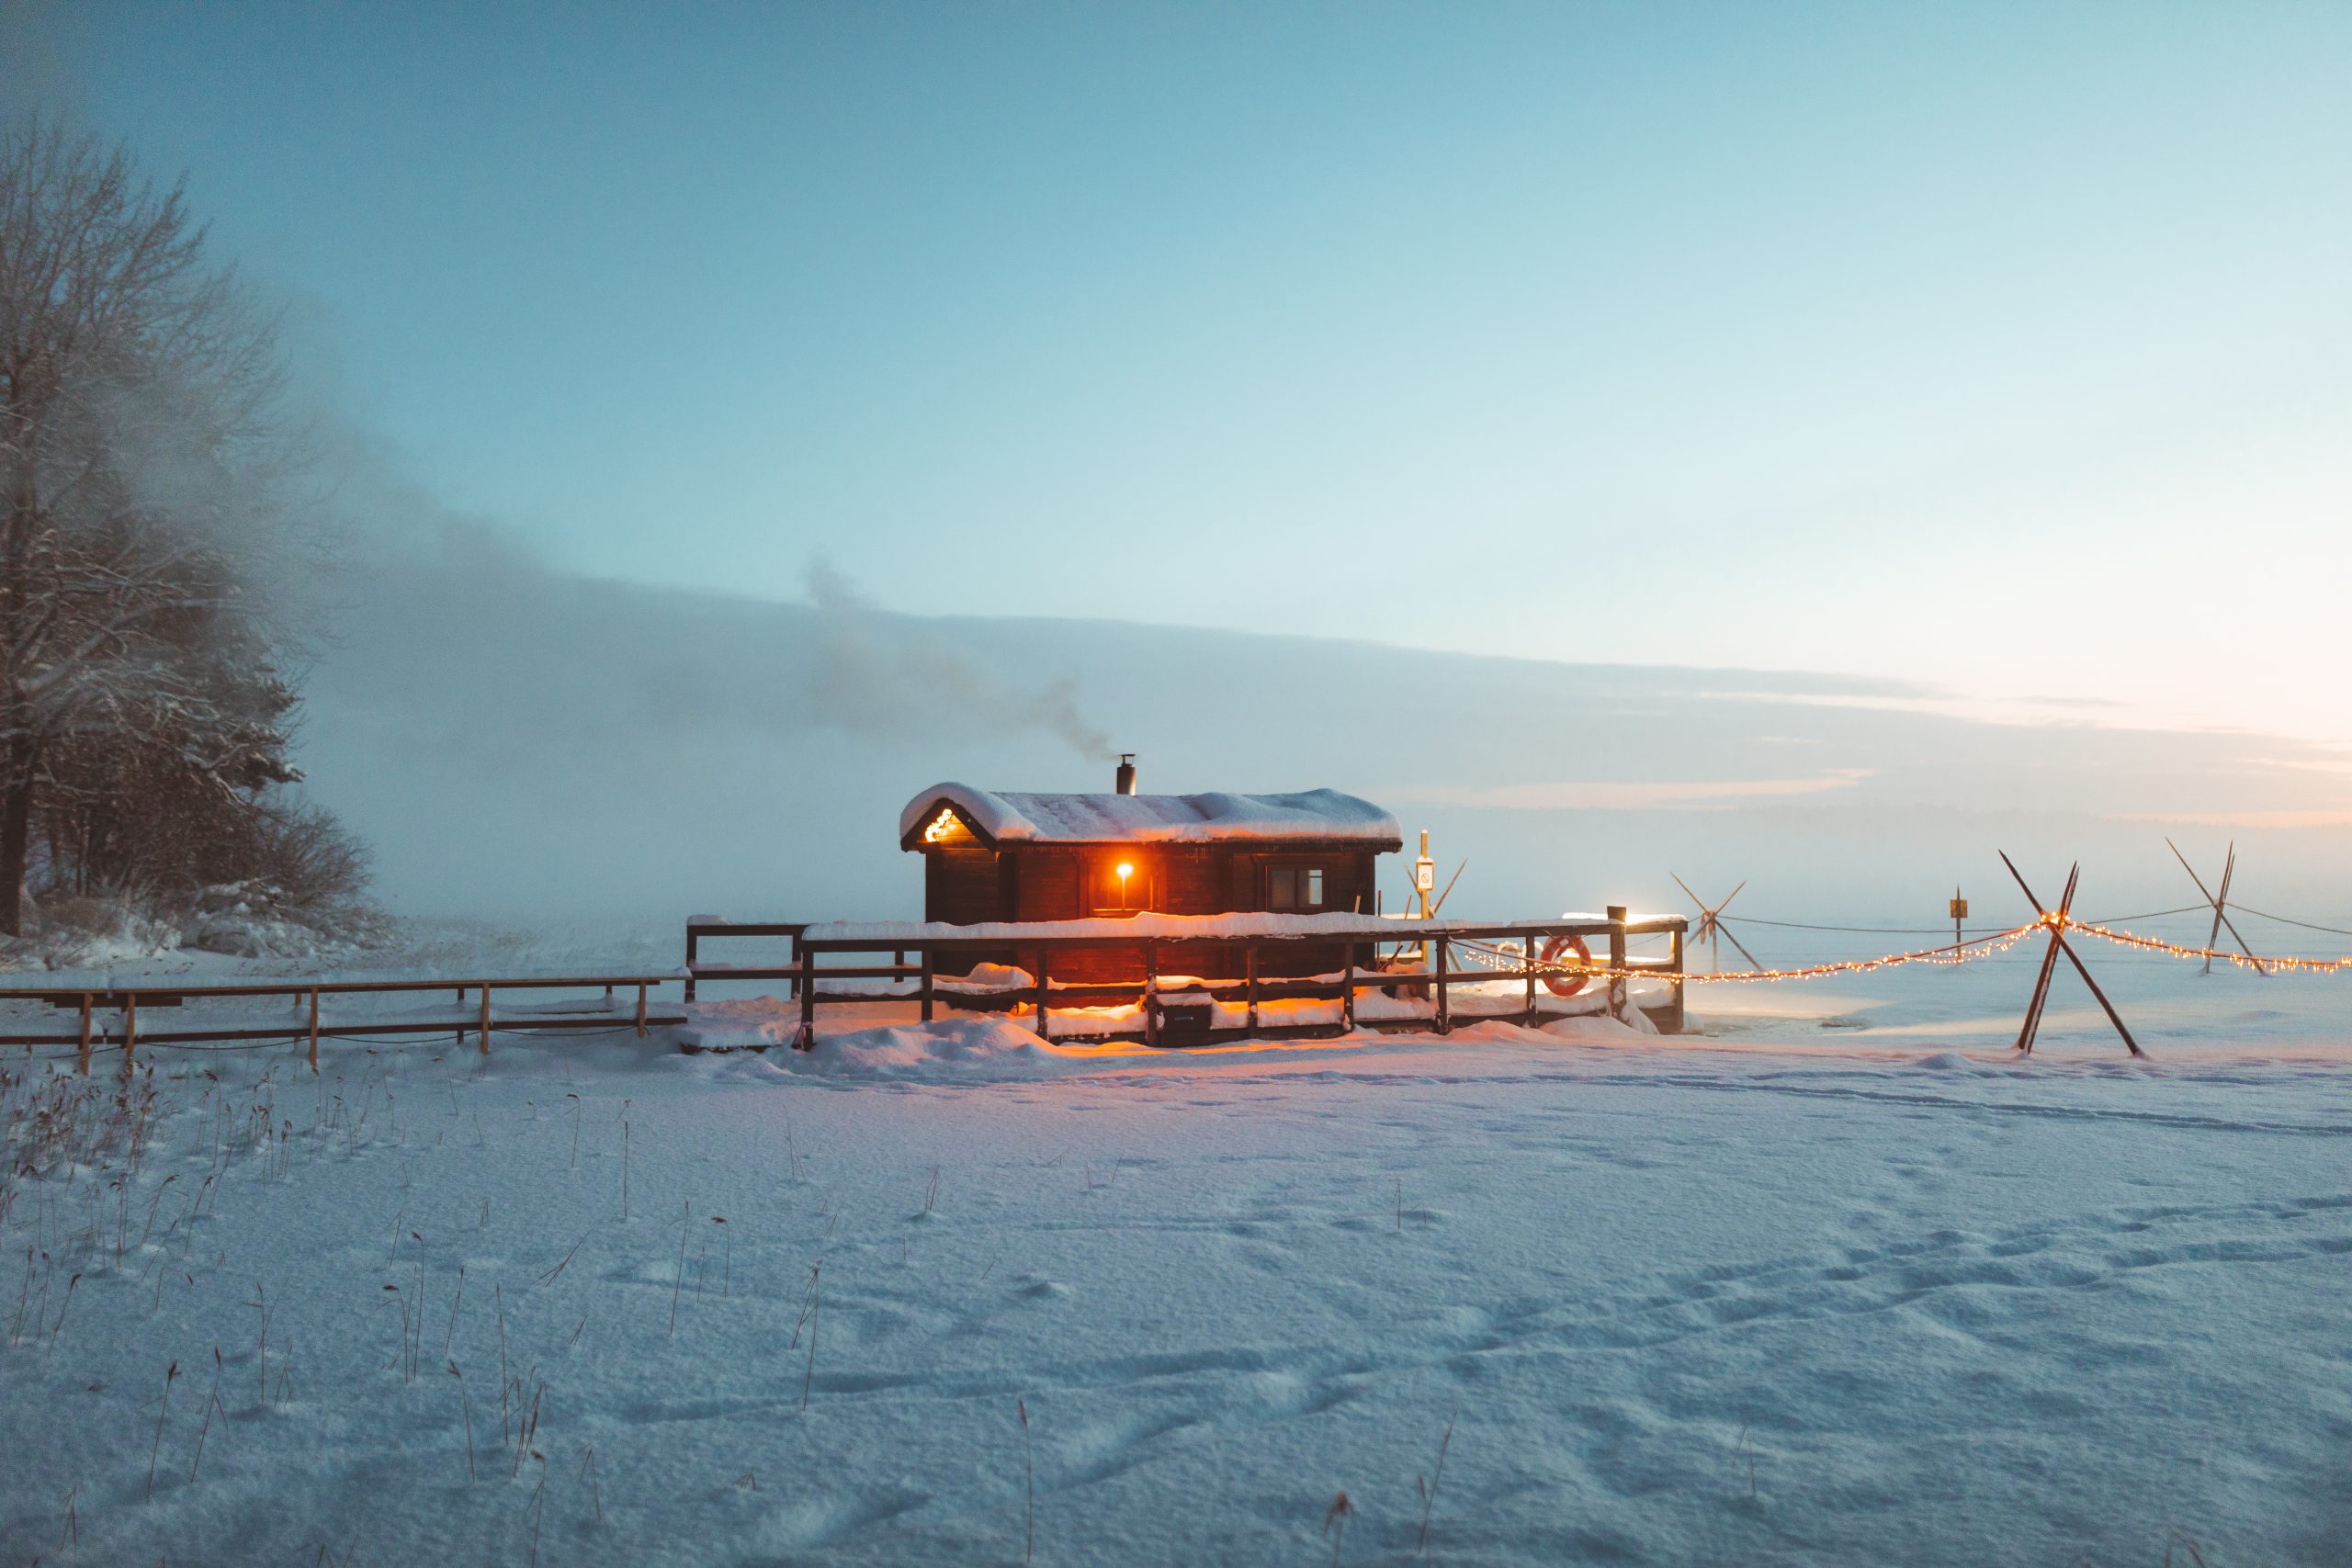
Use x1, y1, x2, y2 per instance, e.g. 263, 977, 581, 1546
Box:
1017, 1398, 1035, 1564
188, 1346, 226, 1482
249, 1282, 271, 1408
145, 1359, 179, 1502
448, 1359, 475, 1480
1415, 1414, 1454, 1555
670, 1200, 693, 1334
536, 1238, 583, 1288
1323, 1491, 1354, 1566
578, 1445, 602, 1525
444, 1264, 466, 1356
792, 1261, 823, 1410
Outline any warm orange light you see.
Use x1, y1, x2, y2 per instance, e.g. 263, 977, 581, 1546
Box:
922, 807, 961, 844
1116, 862, 1134, 880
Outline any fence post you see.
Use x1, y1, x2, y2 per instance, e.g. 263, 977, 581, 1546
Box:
309, 988, 320, 1074
635, 982, 648, 1039
1034, 950, 1049, 1040
77, 992, 91, 1077
1436, 938, 1451, 1036
479, 987, 492, 1055
684, 922, 699, 1003
1245, 943, 1259, 1034
797, 946, 817, 1050
123, 994, 137, 1074
1668, 925, 1686, 1033
1340, 948, 1354, 1032
919, 947, 934, 1023
1144, 943, 1159, 1048
1524, 927, 1539, 1025
1607, 907, 1628, 1021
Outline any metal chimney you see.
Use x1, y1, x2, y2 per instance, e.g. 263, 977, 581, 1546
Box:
1114, 753, 1136, 795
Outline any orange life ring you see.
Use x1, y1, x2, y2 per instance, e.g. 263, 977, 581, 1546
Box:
1539, 934, 1593, 998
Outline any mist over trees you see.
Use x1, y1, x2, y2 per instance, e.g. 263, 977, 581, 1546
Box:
0, 115, 365, 939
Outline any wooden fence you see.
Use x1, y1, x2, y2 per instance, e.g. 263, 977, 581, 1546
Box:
685, 909, 1688, 1048
0, 909, 1688, 1070
0, 974, 685, 1076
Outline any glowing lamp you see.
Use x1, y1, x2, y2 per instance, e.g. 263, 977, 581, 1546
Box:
1116, 862, 1134, 908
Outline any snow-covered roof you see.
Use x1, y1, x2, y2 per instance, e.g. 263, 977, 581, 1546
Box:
899, 782, 1402, 851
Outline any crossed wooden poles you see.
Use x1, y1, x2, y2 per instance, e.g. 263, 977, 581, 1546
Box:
2166, 838, 2267, 977
2001, 853, 2141, 1057
1671, 874, 1761, 974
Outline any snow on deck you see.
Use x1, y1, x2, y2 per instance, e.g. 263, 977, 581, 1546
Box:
899, 781, 1403, 846
803, 909, 1674, 942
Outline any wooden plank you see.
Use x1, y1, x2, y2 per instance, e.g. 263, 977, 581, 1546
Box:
1035, 950, 1050, 1040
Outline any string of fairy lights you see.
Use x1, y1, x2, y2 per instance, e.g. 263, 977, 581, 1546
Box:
2063, 919, 2352, 975
1445, 914, 2352, 987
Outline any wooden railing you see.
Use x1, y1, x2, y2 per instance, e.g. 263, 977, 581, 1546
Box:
688, 909, 1688, 1049
0, 974, 686, 1076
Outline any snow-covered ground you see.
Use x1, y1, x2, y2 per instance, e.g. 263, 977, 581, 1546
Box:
2, 919, 2346, 1565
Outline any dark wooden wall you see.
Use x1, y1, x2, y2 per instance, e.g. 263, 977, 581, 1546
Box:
922, 841, 1387, 983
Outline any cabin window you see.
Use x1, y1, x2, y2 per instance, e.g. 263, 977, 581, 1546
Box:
1267, 865, 1326, 910
1095, 856, 1148, 913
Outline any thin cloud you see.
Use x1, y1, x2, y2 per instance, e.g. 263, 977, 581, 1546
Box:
1389, 769, 1875, 812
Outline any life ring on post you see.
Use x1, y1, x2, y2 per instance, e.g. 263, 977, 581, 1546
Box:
1538, 933, 1594, 998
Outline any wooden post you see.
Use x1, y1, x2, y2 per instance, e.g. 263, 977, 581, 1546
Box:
798, 947, 818, 1049
1034, 950, 1049, 1040
1606, 907, 1628, 1021
1523, 927, 1538, 1026
1245, 942, 1259, 1034
919, 947, 935, 1023
479, 987, 492, 1055
1144, 943, 1159, 1048
123, 994, 137, 1074
76, 993, 91, 1077
1668, 927, 1686, 1034
684, 922, 699, 1002
1435, 937, 1451, 1036
1340, 948, 1354, 1032
308, 988, 320, 1074
634, 982, 648, 1039
456, 986, 466, 1044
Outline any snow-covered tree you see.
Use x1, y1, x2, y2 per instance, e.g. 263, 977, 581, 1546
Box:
0, 116, 343, 932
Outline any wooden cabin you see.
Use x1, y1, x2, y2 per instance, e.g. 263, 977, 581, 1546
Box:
899, 762, 1402, 982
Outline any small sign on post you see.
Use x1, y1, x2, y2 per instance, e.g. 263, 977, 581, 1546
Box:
1950, 888, 1968, 948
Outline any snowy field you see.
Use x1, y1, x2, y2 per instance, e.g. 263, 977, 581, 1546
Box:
3, 921, 2348, 1566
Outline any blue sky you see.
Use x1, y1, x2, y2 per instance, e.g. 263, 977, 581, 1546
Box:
17, 2, 2352, 739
